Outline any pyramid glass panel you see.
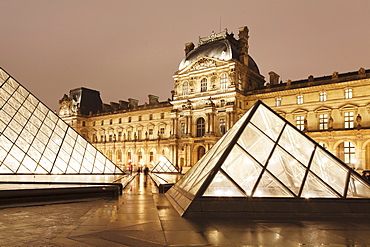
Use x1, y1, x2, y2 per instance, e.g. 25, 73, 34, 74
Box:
310, 148, 347, 196
301, 172, 339, 198
237, 123, 275, 165
222, 145, 263, 195
0, 68, 123, 175
253, 170, 295, 197
167, 99, 370, 215
265, 146, 307, 196
347, 174, 370, 198
278, 124, 315, 166
152, 156, 179, 173
250, 104, 285, 141
203, 170, 245, 197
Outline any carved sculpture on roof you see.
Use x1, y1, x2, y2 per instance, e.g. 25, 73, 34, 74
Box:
189, 58, 217, 71
198, 29, 228, 46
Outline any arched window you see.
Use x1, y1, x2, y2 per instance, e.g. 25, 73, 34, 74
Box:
182, 81, 188, 95
116, 149, 122, 163
197, 146, 206, 161
106, 150, 113, 160
220, 73, 228, 90
196, 117, 205, 137
201, 78, 207, 92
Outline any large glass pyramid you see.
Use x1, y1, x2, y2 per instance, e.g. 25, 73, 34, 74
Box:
167, 100, 370, 215
151, 156, 179, 173
0, 68, 124, 175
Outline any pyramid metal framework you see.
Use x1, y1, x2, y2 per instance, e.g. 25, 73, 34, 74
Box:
166, 100, 370, 215
151, 156, 179, 173
0, 68, 124, 175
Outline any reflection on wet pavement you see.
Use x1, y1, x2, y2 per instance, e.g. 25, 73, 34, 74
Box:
1, 173, 370, 246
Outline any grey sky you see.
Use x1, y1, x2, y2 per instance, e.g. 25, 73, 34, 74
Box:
1, 0, 369, 111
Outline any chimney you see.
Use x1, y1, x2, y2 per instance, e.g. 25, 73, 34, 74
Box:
268, 71, 280, 85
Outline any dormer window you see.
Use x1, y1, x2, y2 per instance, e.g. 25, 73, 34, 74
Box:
201, 78, 207, 92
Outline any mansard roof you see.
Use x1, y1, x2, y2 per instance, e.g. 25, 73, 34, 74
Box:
178, 29, 260, 74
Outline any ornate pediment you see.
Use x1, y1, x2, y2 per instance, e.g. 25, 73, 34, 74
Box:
189, 58, 217, 71
177, 57, 230, 75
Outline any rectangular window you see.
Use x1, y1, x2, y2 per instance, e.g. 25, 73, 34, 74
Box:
161, 113, 165, 119
181, 122, 185, 137
296, 116, 305, 131
160, 127, 165, 134
118, 118, 122, 124
345, 89, 353, 99
319, 92, 327, 102
137, 130, 142, 140
275, 98, 282, 107
118, 131, 122, 141
297, 95, 303, 104
139, 115, 142, 121
344, 111, 354, 128
149, 129, 153, 139
149, 114, 153, 120
319, 114, 328, 130
344, 141, 355, 165
219, 118, 226, 135
127, 131, 132, 140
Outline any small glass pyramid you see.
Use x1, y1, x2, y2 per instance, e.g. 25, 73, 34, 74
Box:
168, 100, 370, 202
151, 156, 179, 173
0, 68, 124, 175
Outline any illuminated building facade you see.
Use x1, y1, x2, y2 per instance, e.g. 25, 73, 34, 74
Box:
59, 26, 370, 172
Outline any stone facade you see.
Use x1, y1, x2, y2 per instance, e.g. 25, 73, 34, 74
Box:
59, 26, 370, 172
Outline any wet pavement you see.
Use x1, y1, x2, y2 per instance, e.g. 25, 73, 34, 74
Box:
2, 173, 370, 246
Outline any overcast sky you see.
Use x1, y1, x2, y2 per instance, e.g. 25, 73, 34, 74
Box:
1, 0, 370, 111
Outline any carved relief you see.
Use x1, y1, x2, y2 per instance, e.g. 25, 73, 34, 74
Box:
189, 58, 217, 71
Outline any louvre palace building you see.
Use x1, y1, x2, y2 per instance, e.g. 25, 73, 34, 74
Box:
59, 26, 370, 173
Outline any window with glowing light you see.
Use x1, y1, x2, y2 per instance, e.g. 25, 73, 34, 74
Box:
275, 98, 281, 107
220, 73, 228, 90
344, 141, 356, 166
345, 88, 353, 99
319, 114, 328, 130
319, 92, 327, 102
344, 111, 354, 128
297, 95, 303, 104
295, 116, 305, 131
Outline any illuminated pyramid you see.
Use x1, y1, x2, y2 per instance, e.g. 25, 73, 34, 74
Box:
151, 156, 179, 173
166, 100, 370, 217
0, 68, 124, 175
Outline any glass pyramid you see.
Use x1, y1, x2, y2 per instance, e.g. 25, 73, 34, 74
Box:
0, 68, 124, 175
151, 156, 179, 173
168, 100, 370, 201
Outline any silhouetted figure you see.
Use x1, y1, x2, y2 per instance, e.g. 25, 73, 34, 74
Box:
143, 166, 149, 176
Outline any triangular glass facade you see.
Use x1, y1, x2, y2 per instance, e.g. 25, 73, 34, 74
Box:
151, 156, 179, 173
168, 100, 370, 201
0, 68, 123, 175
